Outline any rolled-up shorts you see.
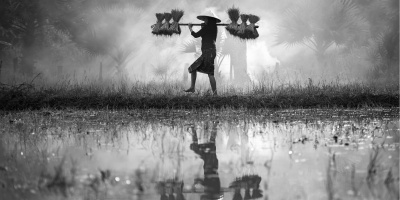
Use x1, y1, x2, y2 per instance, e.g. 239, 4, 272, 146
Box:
188, 48, 216, 76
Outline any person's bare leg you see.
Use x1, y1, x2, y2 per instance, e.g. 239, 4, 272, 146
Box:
185, 71, 196, 92
208, 74, 217, 95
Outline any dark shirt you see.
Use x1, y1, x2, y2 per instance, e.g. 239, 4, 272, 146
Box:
191, 24, 217, 51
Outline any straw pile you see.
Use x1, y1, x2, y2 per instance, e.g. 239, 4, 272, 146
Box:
170, 9, 184, 34
237, 14, 249, 38
160, 12, 173, 35
245, 14, 260, 39
151, 13, 165, 35
226, 7, 240, 35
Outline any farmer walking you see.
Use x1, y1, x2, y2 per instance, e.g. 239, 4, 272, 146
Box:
184, 10, 220, 95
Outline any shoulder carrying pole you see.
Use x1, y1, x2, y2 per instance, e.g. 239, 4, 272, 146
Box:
179, 23, 259, 28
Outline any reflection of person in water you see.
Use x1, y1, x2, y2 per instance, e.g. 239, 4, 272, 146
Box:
189, 121, 223, 200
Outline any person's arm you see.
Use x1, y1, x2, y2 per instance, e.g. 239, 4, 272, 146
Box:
189, 23, 206, 38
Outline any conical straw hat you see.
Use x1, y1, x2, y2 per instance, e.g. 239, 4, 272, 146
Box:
197, 9, 221, 23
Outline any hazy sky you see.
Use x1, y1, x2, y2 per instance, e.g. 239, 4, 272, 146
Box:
113, 0, 288, 82
14, 0, 397, 84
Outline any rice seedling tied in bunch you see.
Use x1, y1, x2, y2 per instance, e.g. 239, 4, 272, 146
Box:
245, 14, 260, 39
226, 7, 240, 35
169, 9, 184, 34
225, 7, 260, 39
150, 7, 260, 39
151, 13, 165, 35
237, 14, 249, 38
160, 12, 173, 36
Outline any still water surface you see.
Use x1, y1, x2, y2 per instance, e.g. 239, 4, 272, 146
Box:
0, 109, 399, 200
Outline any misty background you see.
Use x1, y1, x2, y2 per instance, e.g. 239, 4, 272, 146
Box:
0, 0, 398, 86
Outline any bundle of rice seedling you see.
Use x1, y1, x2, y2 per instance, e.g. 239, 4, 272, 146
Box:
160, 12, 173, 35
245, 14, 260, 39
252, 189, 263, 198
237, 14, 249, 39
226, 7, 240, 35
169, 9, 184, 34
151, 13, 165, 35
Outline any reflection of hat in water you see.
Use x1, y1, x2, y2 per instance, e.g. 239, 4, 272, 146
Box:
197, 10, 221, 23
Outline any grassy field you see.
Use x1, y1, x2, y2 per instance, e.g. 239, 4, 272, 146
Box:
0, 79, 398, 110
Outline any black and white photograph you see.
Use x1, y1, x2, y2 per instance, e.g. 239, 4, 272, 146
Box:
0, 0, 399, 199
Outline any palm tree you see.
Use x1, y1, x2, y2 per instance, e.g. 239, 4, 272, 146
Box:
180, 39, 200, 57
0, 0, 92, 76
275, 0, 369, 64
1, 0, 142, 79
0, 0, 51, 75
152, 55, 177, 81
221, 31, 250, 83
358, 0, 399, 78
180, 38, 199, 80
56, 2, 142, 78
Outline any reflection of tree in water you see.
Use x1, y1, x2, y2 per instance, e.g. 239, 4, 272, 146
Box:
152, 125, 186, 200
119, 121, 190, 199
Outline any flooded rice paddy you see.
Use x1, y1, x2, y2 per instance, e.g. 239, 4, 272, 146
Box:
0, 108, 399, 200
